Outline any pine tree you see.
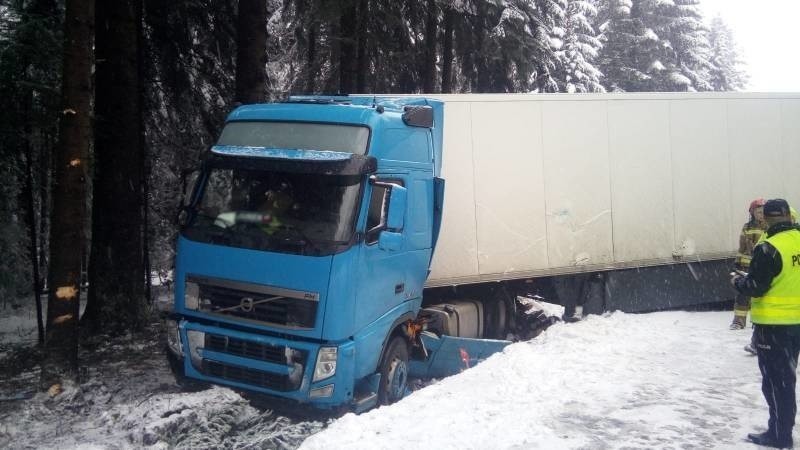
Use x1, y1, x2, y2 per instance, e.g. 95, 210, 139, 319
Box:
235, 0, 269, 103
84, 0, 148, 335
42, 0, 94, 386
0, 0, 60, 322
645, 0, 713, 91
141, 0, 238, 274
707, 15, 748, 91
455, 0, 563, 93
554, 0, 605, 92
597, 0, 661, 92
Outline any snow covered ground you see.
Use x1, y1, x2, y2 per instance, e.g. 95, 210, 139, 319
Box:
0, 310, 783, 449
0, 303, 40, 348
302, 311, 772, 450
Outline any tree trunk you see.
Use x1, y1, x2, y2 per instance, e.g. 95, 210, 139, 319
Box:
355, 0, 368, 93
323, 17, 341, 93
421, 0, 438, 93
475, 4, 491, 93
441, 6, 454, 93
339, 0, 357, 94
235, 0, 268, 104
42, 0, 94, 387
84, 0, 146, 335
23, 109, 45, 345
17, 0, 57, 346
39, 130, 53, 283
140, 0, 152, 306
304, 25, 317, 93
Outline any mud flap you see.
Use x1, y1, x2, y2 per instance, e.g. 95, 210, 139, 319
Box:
408, 332, 511, 379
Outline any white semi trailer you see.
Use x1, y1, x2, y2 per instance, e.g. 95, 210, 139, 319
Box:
421, 92, 800, 317
169, 92, 800, 408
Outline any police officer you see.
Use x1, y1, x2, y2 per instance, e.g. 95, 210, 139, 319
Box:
732, 198, 800, 448
731, 198, 766, 330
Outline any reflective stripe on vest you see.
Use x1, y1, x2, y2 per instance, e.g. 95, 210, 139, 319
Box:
751, 229, 800, 325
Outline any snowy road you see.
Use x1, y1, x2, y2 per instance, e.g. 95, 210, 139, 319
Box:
0, 311, 783, 449
301, 311, 772, 450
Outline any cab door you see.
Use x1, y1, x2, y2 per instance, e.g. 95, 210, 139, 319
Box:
353, 176, 411, 327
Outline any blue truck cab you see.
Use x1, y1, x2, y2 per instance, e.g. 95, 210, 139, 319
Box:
166, 96, 446, 410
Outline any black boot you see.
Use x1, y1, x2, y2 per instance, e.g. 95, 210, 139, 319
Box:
747, 431, 793, 448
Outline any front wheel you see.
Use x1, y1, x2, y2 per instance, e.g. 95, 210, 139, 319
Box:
378, 336, 409, 405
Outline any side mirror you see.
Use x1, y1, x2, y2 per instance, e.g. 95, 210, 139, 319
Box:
177, 206, 194, 227
402, 105, 434, 128
385, 184, 407, 231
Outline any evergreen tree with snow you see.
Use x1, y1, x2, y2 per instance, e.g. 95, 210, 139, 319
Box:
645, 0, 714, 91
454, 0, 565, 92
707, 15, 748, 91
596, 0, 661, 92
597, 0, 715, 92
553, 0, 605, 92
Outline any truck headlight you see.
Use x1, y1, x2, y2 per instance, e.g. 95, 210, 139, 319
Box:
166, 320, 182, 356
186, 330, 204, 369
312, 347, 337, 382
185, 281, 199, 310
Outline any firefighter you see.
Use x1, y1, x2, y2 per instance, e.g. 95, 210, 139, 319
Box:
730, 198, 767, 330
731, 199, 800, 449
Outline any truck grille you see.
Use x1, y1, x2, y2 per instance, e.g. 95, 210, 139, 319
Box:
190, 275, 318, 329
202, 360, 300, 391
204, 333, 308, 367
199, 333, 307, 392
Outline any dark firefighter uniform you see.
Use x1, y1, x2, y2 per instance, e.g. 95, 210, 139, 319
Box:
733, 199, 800, 449
731, 198, 766, 329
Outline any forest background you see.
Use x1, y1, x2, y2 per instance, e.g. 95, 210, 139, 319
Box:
0, 0, 747, 385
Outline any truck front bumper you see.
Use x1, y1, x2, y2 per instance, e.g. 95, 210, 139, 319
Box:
167, 318, 356, 408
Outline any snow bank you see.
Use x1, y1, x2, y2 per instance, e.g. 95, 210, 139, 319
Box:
0, 325, 323, 449
2, 377, 322, 449
301, 311, 768, 450
0, 311, 778, 449
98, 386, 322, 448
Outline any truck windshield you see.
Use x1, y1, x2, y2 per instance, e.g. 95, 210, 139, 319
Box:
182, 168, 362, 256
217, 122, 370, 155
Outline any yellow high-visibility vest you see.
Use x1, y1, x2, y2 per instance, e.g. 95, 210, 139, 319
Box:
751, 229, 800, 325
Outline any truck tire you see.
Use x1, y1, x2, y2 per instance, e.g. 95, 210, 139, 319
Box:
485, 296, 508, 339
378, 336, 409, 405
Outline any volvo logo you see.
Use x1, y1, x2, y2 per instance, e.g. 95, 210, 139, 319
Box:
240, 297, 255, 312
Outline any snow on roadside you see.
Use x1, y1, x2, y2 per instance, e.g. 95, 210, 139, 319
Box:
97, 386, 322, 449
3, 381, 322, 449
0, 304, 40, 349
301, 311, 769, 450
0, 323, 323, 449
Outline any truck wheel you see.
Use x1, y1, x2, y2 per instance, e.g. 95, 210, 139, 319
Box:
378, 336, 409, 405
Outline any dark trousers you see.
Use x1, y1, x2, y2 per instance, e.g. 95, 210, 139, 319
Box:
734, 293, 751, 310
754, 324, 800, 442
